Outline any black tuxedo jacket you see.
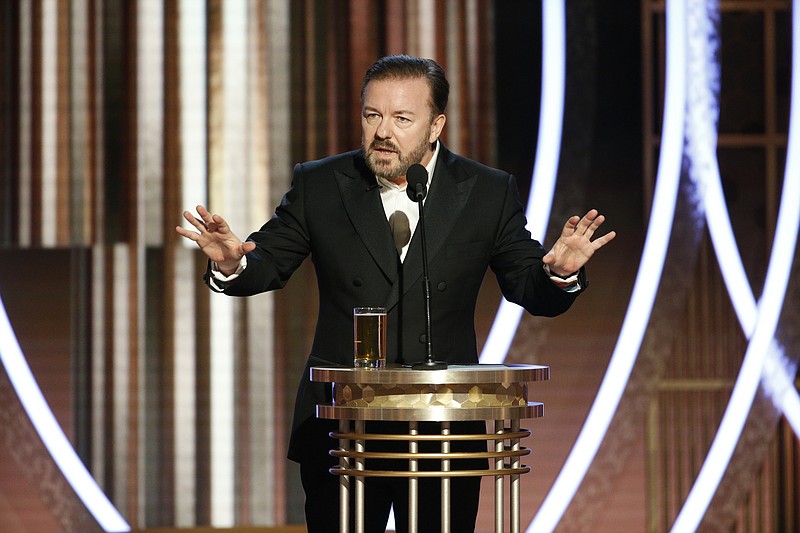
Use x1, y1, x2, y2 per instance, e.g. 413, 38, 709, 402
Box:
209, 144, 586, 461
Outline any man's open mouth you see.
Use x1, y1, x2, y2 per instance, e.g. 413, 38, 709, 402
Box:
372, 142, 397, 155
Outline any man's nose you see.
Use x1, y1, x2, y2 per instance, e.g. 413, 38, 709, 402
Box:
376, 118, 392, 139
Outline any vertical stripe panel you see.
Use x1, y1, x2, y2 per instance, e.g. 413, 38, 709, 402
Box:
162, 0, 181, 522
417, 0, 436, 58
385, 0, 406, 52
88, 12, 108, 505
112, 243, 130, 514
244, 2, 272, 521
92, 0, 106, 245
55, 0, 69, 244
179, 0, 207, 224
265, 0, 290, 196
264, 2, 291, 522
405, 0, 419, 55
210, 0, 248, 525
133, 1, 162, 522
301, 1, 317, 158
465, 0, 480, 157
207, 0, 224, 215
173, 246, 197, 526
18, 0, 32, 245
248, 0, 267, 195
193, 277, 212, 524
40, 0, 57, 245
222, 0, 248, 232
210, 293, 235, 526
246, 294, 274, 523
70, 0, 90, 244
91, 244, 107, 489
138, 0, 164, 247
445, 0, 463, 155
207, 6, 244, 513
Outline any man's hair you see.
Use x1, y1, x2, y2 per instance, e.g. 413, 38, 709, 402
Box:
360, 55, 449, 118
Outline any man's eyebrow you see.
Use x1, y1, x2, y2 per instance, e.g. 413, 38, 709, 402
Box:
363, 105, 418, 116
390, 108, 418, 117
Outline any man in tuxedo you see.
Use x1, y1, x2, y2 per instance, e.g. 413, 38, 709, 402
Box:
176, 54, 615, 532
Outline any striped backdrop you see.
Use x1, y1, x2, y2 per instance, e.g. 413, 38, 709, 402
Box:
0, 0, 496, 529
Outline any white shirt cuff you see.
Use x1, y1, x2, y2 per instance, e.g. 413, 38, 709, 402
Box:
208, 256, 248, 291
543, 264, 581, 292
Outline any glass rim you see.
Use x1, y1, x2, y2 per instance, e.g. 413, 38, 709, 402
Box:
353, 306, 387, 314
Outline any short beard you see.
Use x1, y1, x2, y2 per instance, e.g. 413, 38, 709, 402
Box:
364, 128, 432, 181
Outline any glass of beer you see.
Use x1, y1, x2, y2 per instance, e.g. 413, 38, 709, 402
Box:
353, 307, 387, 368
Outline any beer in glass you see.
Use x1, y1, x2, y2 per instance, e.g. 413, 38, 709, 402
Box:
353, 307, 387, 368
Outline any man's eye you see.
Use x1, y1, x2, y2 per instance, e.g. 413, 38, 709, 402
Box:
365, 114, 380, 123
396, 116, 410, 124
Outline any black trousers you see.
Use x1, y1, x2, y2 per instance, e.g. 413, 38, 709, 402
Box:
296, 418, 486, 533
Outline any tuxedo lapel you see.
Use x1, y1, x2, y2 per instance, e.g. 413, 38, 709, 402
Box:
390, 147, 476, 306
334, 161, 399, 284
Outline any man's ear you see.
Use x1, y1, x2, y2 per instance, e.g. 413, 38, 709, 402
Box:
429, 114, 446, 142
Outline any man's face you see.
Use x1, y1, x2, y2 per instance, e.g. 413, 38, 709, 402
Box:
361, 77, 445, 184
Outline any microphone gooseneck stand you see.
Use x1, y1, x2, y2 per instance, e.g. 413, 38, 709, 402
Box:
407, 164, 447, 370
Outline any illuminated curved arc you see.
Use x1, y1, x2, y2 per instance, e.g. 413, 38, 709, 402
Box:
480, 0, 565, 364
527, 1, 689, 531
0, 296, 130, 533
671, 1, 800, 529
698, 193, 799, 433
672, 149, 800, 530
683, 0, 800, 433
760, 343, 800, 434
682, 0, 756, 330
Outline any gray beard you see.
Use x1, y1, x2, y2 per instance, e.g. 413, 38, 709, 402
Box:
364, 132, 432, 181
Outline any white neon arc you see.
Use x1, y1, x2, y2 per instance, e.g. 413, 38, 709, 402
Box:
527, 0, 688, 530
671, 0, 800, 529
479, 0, 565, 364
0, 295, 130, 532
685, 0, 800, 434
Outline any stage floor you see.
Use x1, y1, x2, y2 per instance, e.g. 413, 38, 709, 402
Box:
131, 526, 306, 533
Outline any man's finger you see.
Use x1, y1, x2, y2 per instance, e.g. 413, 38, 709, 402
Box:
592, 230, 617, 249
182, 210, 208, 232
576, 210, 599, 233
562, 215, 581, 237
582, 214, 605, 238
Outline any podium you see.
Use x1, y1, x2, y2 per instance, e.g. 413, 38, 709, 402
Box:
310, 364, 549, 533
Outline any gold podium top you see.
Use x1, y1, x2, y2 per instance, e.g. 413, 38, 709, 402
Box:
311, 364, 550, 422
310, 363, 549, 385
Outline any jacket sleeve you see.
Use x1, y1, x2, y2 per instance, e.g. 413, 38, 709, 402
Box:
204, 163, 312, 296
489, 174, 586, 317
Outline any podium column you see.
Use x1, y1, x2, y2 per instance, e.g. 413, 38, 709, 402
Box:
311, 364, 549, 533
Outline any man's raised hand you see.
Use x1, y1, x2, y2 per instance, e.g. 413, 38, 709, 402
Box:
542, 209, 616, 277
175, 205, 256, 275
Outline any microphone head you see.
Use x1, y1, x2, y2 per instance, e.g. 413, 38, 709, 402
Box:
406, 163, 428, 202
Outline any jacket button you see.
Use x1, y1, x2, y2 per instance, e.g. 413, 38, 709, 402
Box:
352, 277, 363, 287
419, 334, 427, 343
437, 281, 447, 291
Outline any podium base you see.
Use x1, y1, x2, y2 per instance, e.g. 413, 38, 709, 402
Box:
412, 359, 447, 370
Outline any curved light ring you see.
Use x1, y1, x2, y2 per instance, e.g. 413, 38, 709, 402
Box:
672, 150, 799, 530
760, 345, 800, 435
527, 1, 688, 530
671, 1, 800, 529
683, 0, 800, 432
0, 295, 130, 532
480, 0, 565, 364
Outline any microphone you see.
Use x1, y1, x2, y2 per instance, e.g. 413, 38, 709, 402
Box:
406, 164, 446, 370
406, 163, 428, 202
